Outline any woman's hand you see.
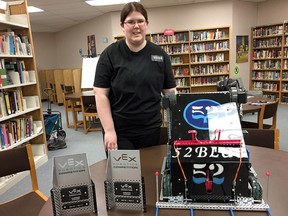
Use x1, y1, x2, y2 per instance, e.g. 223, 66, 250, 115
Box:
104, 130, 118, 151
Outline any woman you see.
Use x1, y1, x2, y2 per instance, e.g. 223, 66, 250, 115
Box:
94, 2, 176, 151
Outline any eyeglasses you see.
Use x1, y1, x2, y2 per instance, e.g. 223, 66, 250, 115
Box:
124, 19, 146, 27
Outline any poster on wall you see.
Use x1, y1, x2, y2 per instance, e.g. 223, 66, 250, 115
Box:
236, 35, 249, 63
87, 35, 97, 57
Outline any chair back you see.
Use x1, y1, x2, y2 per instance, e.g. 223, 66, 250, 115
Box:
243, 128, 279, 149
0, 144, 39, 192
81, 95, 97, 112
258, 98, 279, 129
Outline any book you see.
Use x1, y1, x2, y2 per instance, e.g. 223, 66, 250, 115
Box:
0, 92, 7, 118
3, 91, 11, 115
0, 68, 7, 86
7, 71, 21, 85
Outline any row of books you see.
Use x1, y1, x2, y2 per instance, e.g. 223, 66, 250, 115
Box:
0, 59, 36, 87
191, 41, 229, 52
262, 94, 277, 101
0, 91, 40, 118
0, 31, 32, 56
253, 60, 281, 70
253, 26, 283, 37
160, 44, 190, 55
283, 60, 288, 69
177, 89, 190, 93
253, 50, 282, 59
170, 56, 185, 65
253, 38, 282, 49
191, 64, 229, 76
191, 75, 227, 86
172, 67, 189, 76
282, 72, 288, 80
252, 71, 280, 80
0, 116, 34, 150
190, 29, 227, 41
150, 33, 188, 44
0, 90, 24, 117
252, 81, 279, 91
281, 95, 288, 103
175, 78, 189, 87
282, 83, 288, 91
284, 49, 288, 58
191, 53, 226, 63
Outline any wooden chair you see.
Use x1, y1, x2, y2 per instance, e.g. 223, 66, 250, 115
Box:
49, 83, 57, 104
0, 144, 48, 216
243, 128, 279, 149
62, 86, 82, 128
80, 95, 101, 134
241, 98, 279, 129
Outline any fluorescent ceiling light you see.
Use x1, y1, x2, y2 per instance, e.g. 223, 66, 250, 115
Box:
28, 6, 44, 13
86, 0, 140, 7
0, 1, 7, 10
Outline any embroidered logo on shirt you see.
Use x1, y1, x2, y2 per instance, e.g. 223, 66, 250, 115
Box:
151, 55, 163, 62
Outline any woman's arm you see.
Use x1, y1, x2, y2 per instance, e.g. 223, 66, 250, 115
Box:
94, 87, 118, 150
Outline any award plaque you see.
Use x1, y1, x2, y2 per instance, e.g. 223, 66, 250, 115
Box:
105, 150, 146, 212
50, 153, 97, 215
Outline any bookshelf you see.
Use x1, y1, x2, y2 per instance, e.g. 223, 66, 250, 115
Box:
150, 30, 191, 93
282, 22, 288, 103
250, 23, 283, 101
0, 0, 47, 194
189, 27, 230, 92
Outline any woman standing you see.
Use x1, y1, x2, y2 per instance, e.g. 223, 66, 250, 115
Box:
94, 2, 176, 151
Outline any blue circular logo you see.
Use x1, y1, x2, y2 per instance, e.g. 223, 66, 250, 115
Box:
183, 99, 221, 130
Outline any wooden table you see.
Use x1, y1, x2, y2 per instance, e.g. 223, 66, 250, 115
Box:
242, 96, 274, 115
39, 145, 288, 216
65, 90, 94, 130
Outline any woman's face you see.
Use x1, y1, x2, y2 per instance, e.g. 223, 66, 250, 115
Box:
121, 11, 148, 47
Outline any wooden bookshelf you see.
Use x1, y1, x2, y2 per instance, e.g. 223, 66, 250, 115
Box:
250, 23, 283, 102
150, 30, 191, 93
0, 0, 47, 194
189, 27, 230, 92
282, 22, 288, 104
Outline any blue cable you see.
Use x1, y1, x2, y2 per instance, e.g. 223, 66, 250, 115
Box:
190, 207, 194, 216
229, 207, 235, 216
155, 206, 159, 216
267, 208, 273, 216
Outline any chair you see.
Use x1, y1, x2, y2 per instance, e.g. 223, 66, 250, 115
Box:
241, 98, 279, 129
243, 128, 279, 149
80, 95, 102, 134
49, 83, 57, 104
62, 85, 82, 128
0, 144, 48, 216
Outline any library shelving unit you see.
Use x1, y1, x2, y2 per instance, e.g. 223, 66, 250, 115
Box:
0, 0, 47, 194
282, 22, 288, 103
250, 23, 283, 101
150, 30, 191, 93
189, 27, 230, 92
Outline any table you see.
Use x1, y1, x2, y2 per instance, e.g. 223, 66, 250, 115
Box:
39, 145, 288, 216
242, 96, 274, 115
65, 90, 94, 130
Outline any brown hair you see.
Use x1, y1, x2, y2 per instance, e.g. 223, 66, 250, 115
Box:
120, 2, 148, 24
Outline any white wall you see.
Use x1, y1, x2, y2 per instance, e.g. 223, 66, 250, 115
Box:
257, 0, 288, 25
32, 32, 57, 70
110, 1, 233, 37
231, 1, 257, 90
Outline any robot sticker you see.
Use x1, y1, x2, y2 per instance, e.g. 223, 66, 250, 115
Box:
192, 163, 225, 193
183, 99, 221, 130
